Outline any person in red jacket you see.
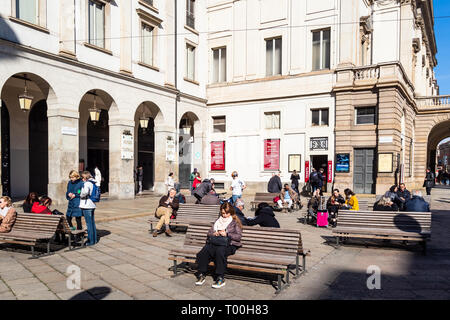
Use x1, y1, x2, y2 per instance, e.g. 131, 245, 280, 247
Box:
31, 196, 53, 215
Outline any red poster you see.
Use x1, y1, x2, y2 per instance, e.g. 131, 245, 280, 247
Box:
327, 160, 333, 183
264, 139, 280, 170
305, 161, 310, 182
211, 141, 225, 171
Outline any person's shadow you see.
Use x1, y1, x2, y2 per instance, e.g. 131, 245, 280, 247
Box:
69, 287, 111, 300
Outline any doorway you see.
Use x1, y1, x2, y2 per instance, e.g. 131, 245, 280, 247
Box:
1, 101, 11, 197
311, 155, 328, 193
353, 148, 375, 194
137, 117, 154, 191
87, 109, 109, 193
29, 100, 48, 196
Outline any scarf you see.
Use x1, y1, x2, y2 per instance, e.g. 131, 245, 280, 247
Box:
0, 206, 11, 218
213, 216, 233, 231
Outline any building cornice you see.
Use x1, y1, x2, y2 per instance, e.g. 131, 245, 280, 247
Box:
0, 38, 208, 104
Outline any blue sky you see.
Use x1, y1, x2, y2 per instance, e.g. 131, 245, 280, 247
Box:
434, 0, 450, 95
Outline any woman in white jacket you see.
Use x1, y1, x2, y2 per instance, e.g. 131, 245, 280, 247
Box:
80, 171, 97, 246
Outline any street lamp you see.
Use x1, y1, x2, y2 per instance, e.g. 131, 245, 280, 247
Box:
140, 113, 149, 132
18, 74, 33, 112
181, 118, 191, 135
89, 91, 101, 124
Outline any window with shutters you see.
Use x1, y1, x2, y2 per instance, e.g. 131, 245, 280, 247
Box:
212, 47, 227, 83
266, 37, 282, 76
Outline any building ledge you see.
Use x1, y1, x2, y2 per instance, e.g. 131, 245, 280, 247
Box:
83, 43, 113, 55
9, 16, 49, 34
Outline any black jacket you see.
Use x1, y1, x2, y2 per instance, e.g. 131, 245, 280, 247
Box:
424, 172, 435, 188
194, 179, 213, 198
290, 174, 300, 187
246, 206, 280, 228
405, 196, 430, 212
373, 202, 399, 211
234, 206, 248, 226
397, 189, 411, 203
267, 176, 282, 193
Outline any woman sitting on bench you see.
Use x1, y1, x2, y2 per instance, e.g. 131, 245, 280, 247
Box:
0, 196, 17, 233
195, 202, 242, 289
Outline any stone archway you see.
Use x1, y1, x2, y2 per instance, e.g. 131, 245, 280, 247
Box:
0, 72, 57, 199
414, 112, 450, 188
134, 101, 164, 192
178, 112, 201, 189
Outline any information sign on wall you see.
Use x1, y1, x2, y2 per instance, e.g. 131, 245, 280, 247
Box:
305, 161, 310, 182
264, 139, 280, 170
327, 160, 333, 183
166, 138, 175, 162
121, 133, 134, 160
211, 141, 225, 171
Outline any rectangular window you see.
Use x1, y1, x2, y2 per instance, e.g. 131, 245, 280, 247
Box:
186, 43, 196, 80
311, 108, 329, 126
312, 29, 330, 70
141, 23, 154, 66
212, 47, 227, 83
16, 0, 38, 25
265, 111, 280, 129
186, 0, 195, 29
88, 0, 105, 48
355, 107, 376, 125
212, 116, 226, 133
266, 37, 282, 76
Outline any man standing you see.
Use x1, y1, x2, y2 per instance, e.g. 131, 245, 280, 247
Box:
136, 165, 144, 194
424, 167, 435, 196
94, 166, 102, 192
267, 171, 282, 193
309, 168, 319, 193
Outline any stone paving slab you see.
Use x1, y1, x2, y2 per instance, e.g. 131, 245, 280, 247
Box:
0, 189, 449, 299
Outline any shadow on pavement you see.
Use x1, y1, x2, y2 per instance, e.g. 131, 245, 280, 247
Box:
69, 287, 112, 300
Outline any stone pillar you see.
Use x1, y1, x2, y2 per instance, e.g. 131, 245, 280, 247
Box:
59, 0, 76, 58
47, 108, 79, 205
154, 126, 177, 195
120, 0, 132, 74
338, 0, 359, 67
108, 120, 135, 200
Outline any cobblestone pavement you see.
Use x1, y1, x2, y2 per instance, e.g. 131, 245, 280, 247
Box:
1, 189, 449, 300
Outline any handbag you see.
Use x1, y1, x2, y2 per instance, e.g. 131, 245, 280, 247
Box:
207, 235, 230, 246
273, 196, 281, 203
52, 209, 64, 216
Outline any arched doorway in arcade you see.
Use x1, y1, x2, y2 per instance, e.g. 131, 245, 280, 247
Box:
0, 73, 53, 199
427, 119, 450, 174
178, 112, 199, 189
79, 90, 113, 194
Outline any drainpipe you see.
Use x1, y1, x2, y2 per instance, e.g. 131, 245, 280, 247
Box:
174, 0, 179, 174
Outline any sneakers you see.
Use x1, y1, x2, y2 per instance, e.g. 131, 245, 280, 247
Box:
212, 277, 226, 289
195, 273, 206, 286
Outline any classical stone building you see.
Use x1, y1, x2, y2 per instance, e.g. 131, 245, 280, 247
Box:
0, 0, 448, 204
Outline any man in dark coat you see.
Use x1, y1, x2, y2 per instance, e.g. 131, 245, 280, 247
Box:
309, 169, 320, 193
397, 183, 411, 211
424, 167, 435, 196
267, 171, 282, 193
193, 178, 215, 203
405, 191, 430, 212
234, 199, 248, 226
246, 202, 280, 228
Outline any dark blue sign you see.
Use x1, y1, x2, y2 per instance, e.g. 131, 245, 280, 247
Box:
336, 153, 350, 173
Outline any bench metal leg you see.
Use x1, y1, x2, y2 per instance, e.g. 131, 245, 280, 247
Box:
422, 241, 427, 255
276, 275, 282, 294
336, 236, 340, 247
295, 255, 300, 277
303, 255, 306, 274
170, 259, 181, 278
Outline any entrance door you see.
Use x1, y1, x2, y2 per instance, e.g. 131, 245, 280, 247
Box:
29, 100, 48, 196
353, 149, 375, 194
311, 155, 328, 193
138, 152, 154, 190
1, 101, 11, 197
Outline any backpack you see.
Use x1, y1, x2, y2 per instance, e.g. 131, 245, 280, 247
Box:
310, 171, 318, 184
88, 181, 101, 203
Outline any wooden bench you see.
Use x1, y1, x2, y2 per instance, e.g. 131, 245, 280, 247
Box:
250, 193, 279, 210
60, 216, 87, 250
333, 210, 431, 254
168, 223, 310, 293
0, 213, 62, 258
149, 204, 220, 232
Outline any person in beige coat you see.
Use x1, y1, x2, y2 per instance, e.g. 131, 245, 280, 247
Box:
277, 184, 298, 210
0, 196, 17, 233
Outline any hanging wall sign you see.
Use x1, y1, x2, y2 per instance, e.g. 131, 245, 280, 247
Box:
327, 160, 333, 183
264, 139, 280, 171
166, 138, 175, 162
336, 153, 350, 173
305, 161, 310, 182
121, 132, 134, 160
211, 141, 225, 171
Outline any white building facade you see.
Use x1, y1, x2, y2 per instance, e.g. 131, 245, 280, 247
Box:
0, 0, 440, 202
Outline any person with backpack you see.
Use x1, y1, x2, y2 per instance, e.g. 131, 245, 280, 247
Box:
309, 168, 320, 193
80, 170, 100, 246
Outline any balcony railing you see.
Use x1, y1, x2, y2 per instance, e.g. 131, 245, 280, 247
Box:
354, 65, 380, 81
416, 95, 450, 108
